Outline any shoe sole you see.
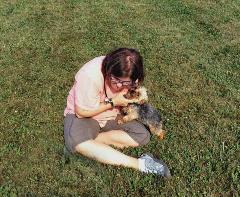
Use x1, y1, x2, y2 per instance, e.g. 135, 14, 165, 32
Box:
152, 157, 171, 178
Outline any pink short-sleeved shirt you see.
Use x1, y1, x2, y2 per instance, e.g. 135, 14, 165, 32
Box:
64, 56, 120, 127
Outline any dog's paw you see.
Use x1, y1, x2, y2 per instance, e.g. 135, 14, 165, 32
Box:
117, 119, 124, 125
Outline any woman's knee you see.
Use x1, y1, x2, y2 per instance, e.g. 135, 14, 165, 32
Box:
138, 130, 150, 146
128, 128, 150, 146
121, 121, 151, 146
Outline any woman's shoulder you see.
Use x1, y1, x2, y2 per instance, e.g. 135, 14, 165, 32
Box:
75, 56, 105, 86
78, 56, 105, 73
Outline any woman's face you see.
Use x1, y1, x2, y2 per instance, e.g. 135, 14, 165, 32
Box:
106, 75, 133, 93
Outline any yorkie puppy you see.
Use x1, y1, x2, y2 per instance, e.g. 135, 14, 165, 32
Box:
117, 87, 165, 140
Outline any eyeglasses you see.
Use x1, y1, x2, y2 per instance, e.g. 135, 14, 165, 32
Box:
110, 75, 138, 88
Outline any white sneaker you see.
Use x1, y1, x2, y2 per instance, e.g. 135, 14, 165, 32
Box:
139, 153, 171, 178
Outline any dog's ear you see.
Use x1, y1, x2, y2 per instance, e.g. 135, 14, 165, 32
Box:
129, 87, 138, 92
131, 82, 139, 89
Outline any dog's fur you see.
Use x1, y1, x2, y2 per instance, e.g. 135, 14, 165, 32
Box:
117, 87, 165, 140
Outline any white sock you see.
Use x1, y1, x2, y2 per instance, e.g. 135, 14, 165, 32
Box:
138, 158, 146, 172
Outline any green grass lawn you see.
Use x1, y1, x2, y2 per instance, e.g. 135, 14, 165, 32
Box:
1, 0, 239, 196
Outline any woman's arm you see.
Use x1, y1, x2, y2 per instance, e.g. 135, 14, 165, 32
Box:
75, 102, 112, 118
75, 90, 137, 118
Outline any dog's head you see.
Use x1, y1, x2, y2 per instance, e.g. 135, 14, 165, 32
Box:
124, 88, 140, 100
124, 86, 148, 104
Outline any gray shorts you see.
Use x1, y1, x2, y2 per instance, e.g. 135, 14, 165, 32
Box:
64, 114, 150, 153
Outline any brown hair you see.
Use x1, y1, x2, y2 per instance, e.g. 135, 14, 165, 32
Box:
102, 48, 144, 84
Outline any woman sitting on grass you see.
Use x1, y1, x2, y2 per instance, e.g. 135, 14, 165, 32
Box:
64, 47, 171, 177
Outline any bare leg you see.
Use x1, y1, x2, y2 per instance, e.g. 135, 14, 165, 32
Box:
75, 140, 139, 169
95, 130, 139, 149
